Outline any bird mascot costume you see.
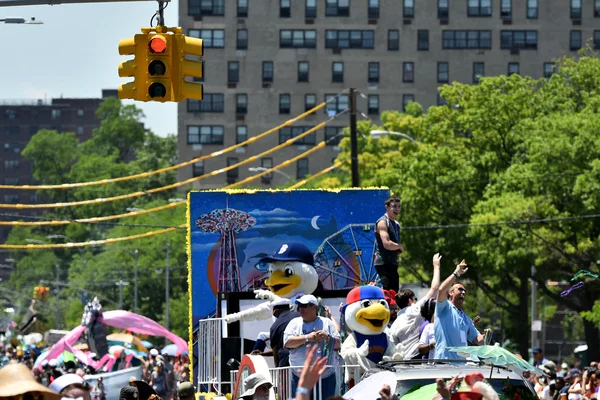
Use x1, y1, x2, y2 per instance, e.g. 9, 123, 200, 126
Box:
225, 242, 320, 323
340, 286, 406, 384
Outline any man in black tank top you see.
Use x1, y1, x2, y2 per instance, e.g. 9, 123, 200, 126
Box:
374, 195, 404, 292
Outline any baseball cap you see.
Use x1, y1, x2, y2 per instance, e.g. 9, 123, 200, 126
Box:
49, 373, 86, 393
561, 362, 569, 369
532, 347, 543, 354
271, 298, 292, 308
177, 382, 195, 398
295, 294, 318, 306
259, 242, 314, 267
149, 349, 159, 356
119, 385, 139, 400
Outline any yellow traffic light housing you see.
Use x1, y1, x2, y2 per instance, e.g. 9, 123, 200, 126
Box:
33, 286, 40, 300
39, 286, 49, 301
118, 26, 204, 102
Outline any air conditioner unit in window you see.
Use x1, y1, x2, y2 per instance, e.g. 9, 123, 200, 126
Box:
227, 82, 237, 88
572, 19, 581, 25
193, 15, 203, 21
333, 48, 341, 54
510, 47, 519, 55
368, 19, 377, 24
237, 18, 245, 24
439, 19, 449, 25
262, 83, 271, 89
502, 17, 512, 24
236, 115, 245, 121
305, 19, 314, 24
403, 18, 412, 24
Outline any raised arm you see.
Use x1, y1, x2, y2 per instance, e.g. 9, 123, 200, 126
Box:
424, 253, 442, 300
376, 220, 404, 252
437, 259, 468, 302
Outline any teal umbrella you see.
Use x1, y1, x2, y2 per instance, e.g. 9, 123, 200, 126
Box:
446, 344, 543, 376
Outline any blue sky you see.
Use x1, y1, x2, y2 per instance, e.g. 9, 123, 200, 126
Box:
3, 0, 178, 137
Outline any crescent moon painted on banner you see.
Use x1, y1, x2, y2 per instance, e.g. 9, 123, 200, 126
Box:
311, 215, 321, 230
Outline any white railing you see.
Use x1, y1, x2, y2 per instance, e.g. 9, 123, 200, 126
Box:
230, 364, 361, 400
197, 318, 227, 393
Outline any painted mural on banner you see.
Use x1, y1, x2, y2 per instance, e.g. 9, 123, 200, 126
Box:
188, 188, 391, 322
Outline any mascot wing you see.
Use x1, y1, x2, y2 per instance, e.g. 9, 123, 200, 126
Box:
382, 336, 406, 362
224, 301, 274, 323
340, 335, 374, 383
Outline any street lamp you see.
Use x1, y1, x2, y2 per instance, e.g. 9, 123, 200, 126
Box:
0, 17, 43, 24
248, 167, 293, 181
369, 130, 419, 144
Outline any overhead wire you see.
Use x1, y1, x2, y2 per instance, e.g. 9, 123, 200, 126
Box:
0, 93, 343, 191
288, 160, 346, 189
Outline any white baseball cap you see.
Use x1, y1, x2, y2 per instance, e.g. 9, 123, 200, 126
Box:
150, 349, 159, 356
295, 294, 318, 306
49, 374, 86, 393
271, 298, 292, 308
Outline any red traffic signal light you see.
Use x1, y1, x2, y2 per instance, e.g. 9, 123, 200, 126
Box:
149, 36, 167, 53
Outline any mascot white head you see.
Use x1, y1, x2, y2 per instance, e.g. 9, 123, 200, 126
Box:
259, 242, 319, 298
343, 285, 390, 336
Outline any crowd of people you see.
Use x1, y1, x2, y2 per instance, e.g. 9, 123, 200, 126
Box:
0, 337, 192, 400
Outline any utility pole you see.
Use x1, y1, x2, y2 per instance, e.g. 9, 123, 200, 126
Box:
349, 88, 359, 187
531, 265, 537, 350
55, 261, 61, 329
134, 249, 139, 314
165, 241, 170, 344
116, 280, 129, 310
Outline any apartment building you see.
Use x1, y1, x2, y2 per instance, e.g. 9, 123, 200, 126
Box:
0, 90, 115, 243
177, 0, 600, 188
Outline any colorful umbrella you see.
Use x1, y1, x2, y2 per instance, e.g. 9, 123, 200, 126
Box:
160, 343, 189, 357
446, 345, 542, 376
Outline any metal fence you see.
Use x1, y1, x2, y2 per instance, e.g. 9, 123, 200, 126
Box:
231, 364, 361, 400
196, 318, 227, 393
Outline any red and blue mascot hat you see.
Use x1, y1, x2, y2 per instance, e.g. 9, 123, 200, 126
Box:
341, 286, 386, 315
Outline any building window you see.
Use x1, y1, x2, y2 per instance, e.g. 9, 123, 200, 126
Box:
237, 0, 248, 16
189, 29, 224, 48
437, 93, 447, 106
187, 93, 224, 113
326, 0, 350, 16
388, 30, 399, 50
51, 109, 61, 119
280, 0, 291, 17
279, 126, 317, 145
543, 62, 555, 79
595, 31, 600, 49
305, 94, 317, 111
508, 62, 519, 75
188, 0, 224, 16
262, 61, 274, 82
403, 0, 414, 17
437, 62, 449, 83
192, 161, 205, 177
570, 30, 582, 50
236, 94, 248, 114
571, 0, 581, 18
468, 0, 492, 16
438, 0, 449, 18
4, 177, 19, 185
501, 0, 511, 18
261, 158, 273, 180
4, 125, 19, 135
595, 0, 600, 17
332, 62, 344, 82
417, 30, 429, 50
325, 30, 374, 49
367, 62, 379, 83
3, 194, 19, 204
306, 0, 316, 17
325, 93, 349, 114
368, 0, 379, 18
442, 30, 492, 49
187, 126, 224, 144
526, 0, 537, 18
4, 160, 19, 169
297, 158, 309, 179
500, 30, 538, 50
227, 158, 239, 180
280, 30, 317, 48
237, 29, 248, 49
228, 61, 239, 83
236, 126, 248, 144
402, 94, 414, 111
403, 62, 414, 82
279, 94, 291, 114
368, 95, 379, 114
298, 62, 309, 82
473, 62, 485, 83
324, 127, 343, 145
76, 126, 84, 136
77, 109, 84, 117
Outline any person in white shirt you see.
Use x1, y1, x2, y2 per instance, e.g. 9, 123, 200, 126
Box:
417, 299, 436, 360
389, 253, 441, 359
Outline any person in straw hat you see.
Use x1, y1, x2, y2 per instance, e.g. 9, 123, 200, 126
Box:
0, 363, 62, 400
237, 373, 273, 400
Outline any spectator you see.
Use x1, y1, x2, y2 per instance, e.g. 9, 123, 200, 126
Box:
0, 363, 62, 400
532, 347, 550, 368
253, 298, 300, 367
151, 361, 169, 399
237, 373, 272, 400
373, 195, 404, 292
433, 259, 488, 360
417, 298, 437, 359
119, 385, 140, 400
390, 253, 441, 359
177, 382, 195, 400
50, 373, 92, 400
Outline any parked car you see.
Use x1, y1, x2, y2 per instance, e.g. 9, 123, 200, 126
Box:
366, 359, 537, 398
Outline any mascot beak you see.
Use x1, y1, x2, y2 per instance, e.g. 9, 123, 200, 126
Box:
355, 303, 390, 332
265, 270, 302, 296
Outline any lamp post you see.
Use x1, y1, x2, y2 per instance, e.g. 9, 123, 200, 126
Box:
115, 280, 129, 309
110, 247, 139, 313
248, 167, 293, 181
369, 130, 419, 144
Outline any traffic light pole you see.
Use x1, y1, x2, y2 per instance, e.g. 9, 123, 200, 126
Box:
0, 0, 168, 7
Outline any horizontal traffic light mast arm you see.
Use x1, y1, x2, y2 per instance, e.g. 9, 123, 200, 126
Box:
0, 0, 168, 7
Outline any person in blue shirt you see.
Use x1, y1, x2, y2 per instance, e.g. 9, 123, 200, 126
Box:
433, 259, 489, 360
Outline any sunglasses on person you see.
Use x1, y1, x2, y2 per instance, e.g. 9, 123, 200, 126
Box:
256, 384, 271, 391
456, 287, 467, 294
298, 304, 312, 309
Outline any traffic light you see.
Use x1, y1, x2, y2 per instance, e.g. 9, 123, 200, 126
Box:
118, 27, 204, 102
174, 33, 204, 101
39, 286, 49, 301
33, 286, 40, 300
